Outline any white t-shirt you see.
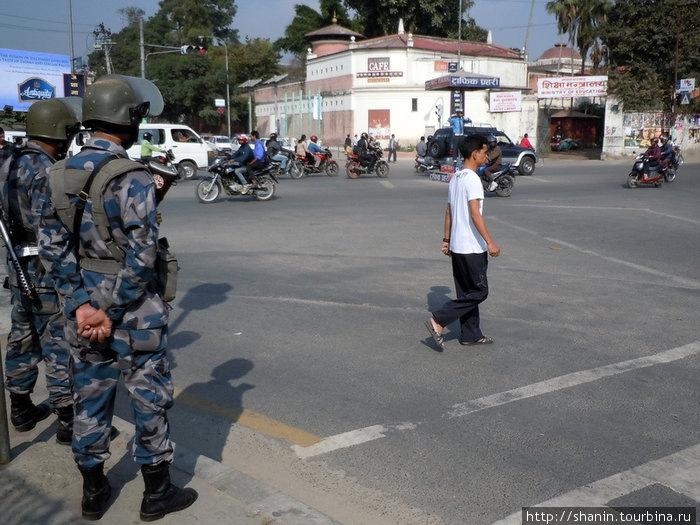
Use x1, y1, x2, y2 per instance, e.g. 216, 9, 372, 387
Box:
447, 167, 487, 254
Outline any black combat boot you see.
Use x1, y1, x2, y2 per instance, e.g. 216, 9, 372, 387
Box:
78, 463, 112, 521
55, 405, 74, 445
9, 392, 51, 431
140, 462, 198, 521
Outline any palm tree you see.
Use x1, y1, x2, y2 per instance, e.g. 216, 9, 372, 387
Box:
546, 0, 611, 74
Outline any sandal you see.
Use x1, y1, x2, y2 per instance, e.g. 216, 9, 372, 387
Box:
424, 320, 445, 351
461, 336, 494, 346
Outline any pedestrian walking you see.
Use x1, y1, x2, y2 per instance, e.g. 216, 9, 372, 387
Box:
38, 75, 197, 521
425, 134, 500, 351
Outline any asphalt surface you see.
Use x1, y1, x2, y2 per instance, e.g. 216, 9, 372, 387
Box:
1, 152, 699, 524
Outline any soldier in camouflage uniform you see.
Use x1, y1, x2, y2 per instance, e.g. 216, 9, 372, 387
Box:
38, 75, 197, 522
2, 97, 82, 442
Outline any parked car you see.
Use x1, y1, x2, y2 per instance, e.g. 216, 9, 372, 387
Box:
427, 125, 537, 175
203, 135, 237, 155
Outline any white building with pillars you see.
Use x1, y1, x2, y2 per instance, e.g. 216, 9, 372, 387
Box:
252, 21, 539, 149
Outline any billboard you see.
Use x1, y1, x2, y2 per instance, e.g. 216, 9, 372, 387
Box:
0, 48, 72, 111
537, 76, 608, 99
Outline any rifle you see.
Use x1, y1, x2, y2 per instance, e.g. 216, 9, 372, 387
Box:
0, 208, 38, 303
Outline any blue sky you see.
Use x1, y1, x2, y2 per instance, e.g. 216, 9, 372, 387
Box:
0, 0, 562, 63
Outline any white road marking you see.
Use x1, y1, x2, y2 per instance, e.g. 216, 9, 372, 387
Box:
489, 217, 700, 289
447, 341, 700, 418
506, 204, 700, 225
292, 423, 417, 459
379, 180, 395, 189
292, 342, 700, 458
493, 443, 700, 524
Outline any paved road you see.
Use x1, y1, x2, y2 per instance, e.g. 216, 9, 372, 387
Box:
13, 157, 697, 525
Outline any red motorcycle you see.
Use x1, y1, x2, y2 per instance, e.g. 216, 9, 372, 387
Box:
345, 146, 389, 178
296, 148, 339, 177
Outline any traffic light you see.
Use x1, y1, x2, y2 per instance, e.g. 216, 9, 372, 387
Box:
180, 45, 207, 56
435, 104, 443, 119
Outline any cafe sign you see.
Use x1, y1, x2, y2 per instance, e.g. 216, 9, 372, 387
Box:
357, 57, 403, 79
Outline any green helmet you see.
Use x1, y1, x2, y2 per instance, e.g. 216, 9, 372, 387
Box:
82, 75, 163, 130
26, 97, 82, 141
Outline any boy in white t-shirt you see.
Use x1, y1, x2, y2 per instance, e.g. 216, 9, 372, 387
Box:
425, 134, 501, 350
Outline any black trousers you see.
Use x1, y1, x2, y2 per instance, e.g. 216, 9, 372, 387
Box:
432, 251, 489, 343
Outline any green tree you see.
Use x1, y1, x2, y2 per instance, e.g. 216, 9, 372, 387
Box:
275, 0, 355, 59
546, 0, 611, 74
346, 0, 486, 40
598, 0, 700, 111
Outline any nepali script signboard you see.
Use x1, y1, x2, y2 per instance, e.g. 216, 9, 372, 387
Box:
537, 76, 608, 99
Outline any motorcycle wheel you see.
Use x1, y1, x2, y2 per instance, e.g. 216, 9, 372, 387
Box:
675, 153, 684, 168
415, 165, 426, 173
627, 173, 639, 189
179, 160, 198, 180
346, 161, 361, 178
495, 174, 514, 197
664, 169, 676, 183
375, 161, 389, 178
325, 161, 339, 177
289, 160, 304, 179
253, 177, 275, 201
196, 179, 221, 203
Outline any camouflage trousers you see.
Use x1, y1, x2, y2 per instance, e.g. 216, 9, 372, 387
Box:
4, 284, 72, 409
67, 322, 174, 469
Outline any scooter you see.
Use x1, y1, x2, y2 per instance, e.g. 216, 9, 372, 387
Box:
415, 155, 439, 173
196, 158, 278, 203
477, 163, 515, 197
627, 154, 673, 188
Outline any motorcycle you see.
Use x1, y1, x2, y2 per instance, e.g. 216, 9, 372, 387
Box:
296, 148, 339, 177
627, 153, 674, 188
550, 136, 580, 152
476, 163, 515, 197
272, 149, 304, 179
415, 155, 439, 173
140, 149, 180, 203
345, 146, 389, 178
196, 157, 278, 203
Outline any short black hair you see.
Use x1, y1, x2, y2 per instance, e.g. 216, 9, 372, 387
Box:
250, 130, 259, 139
459, 134, 487, 158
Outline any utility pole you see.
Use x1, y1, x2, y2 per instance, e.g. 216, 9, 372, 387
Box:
67, 0, 75, 73
93, 23, 114, 74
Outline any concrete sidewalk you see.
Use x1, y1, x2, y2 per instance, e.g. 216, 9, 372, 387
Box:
0, 292, 338, 525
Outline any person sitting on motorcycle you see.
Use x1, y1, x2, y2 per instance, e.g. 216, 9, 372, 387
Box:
140, 132, 165, 160
296, 134, 314, 166
266, 133, 289, 170
245, 130, 267, 189
308, 135, 324, 170
230, 134, 254, 187
416, 136, 427, 158
354, 132, 375, 169
644, 137, 662, 178
660, 135, 673, 167
483, 135, 502, 192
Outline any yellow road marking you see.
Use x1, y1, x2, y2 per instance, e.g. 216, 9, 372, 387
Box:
173, 387, 321, 447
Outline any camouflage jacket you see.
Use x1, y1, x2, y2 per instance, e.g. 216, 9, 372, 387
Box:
38, 136, 167, 329
1, 141, 56, 289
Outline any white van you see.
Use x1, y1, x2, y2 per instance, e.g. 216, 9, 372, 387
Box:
68, 123, 216, 179
127, 124, 216, 179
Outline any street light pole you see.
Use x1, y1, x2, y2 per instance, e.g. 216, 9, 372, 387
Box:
200, 36, 231, 139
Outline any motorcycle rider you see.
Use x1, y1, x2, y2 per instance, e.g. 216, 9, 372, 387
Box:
644, 137, 662, 178
1, 97, 81, 444
245, 130, 267, 189
354, 132, 375, 170
295, 134, 314, 166
266, 133, 290, 171
308, 135, 324, 170
230, 134, 254, 187
37, 75, 198, 521
483, 135, 502, 192
140, 131, 165, 160
660, 135, 674, 167
416, 136, 428, 158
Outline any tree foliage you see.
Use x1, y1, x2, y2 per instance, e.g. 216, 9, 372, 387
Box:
598, 0, 700, 112
346, 0, 485, 40
85, 1, 284, 130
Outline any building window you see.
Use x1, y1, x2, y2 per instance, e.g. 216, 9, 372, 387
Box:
412, 98, 418, 112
